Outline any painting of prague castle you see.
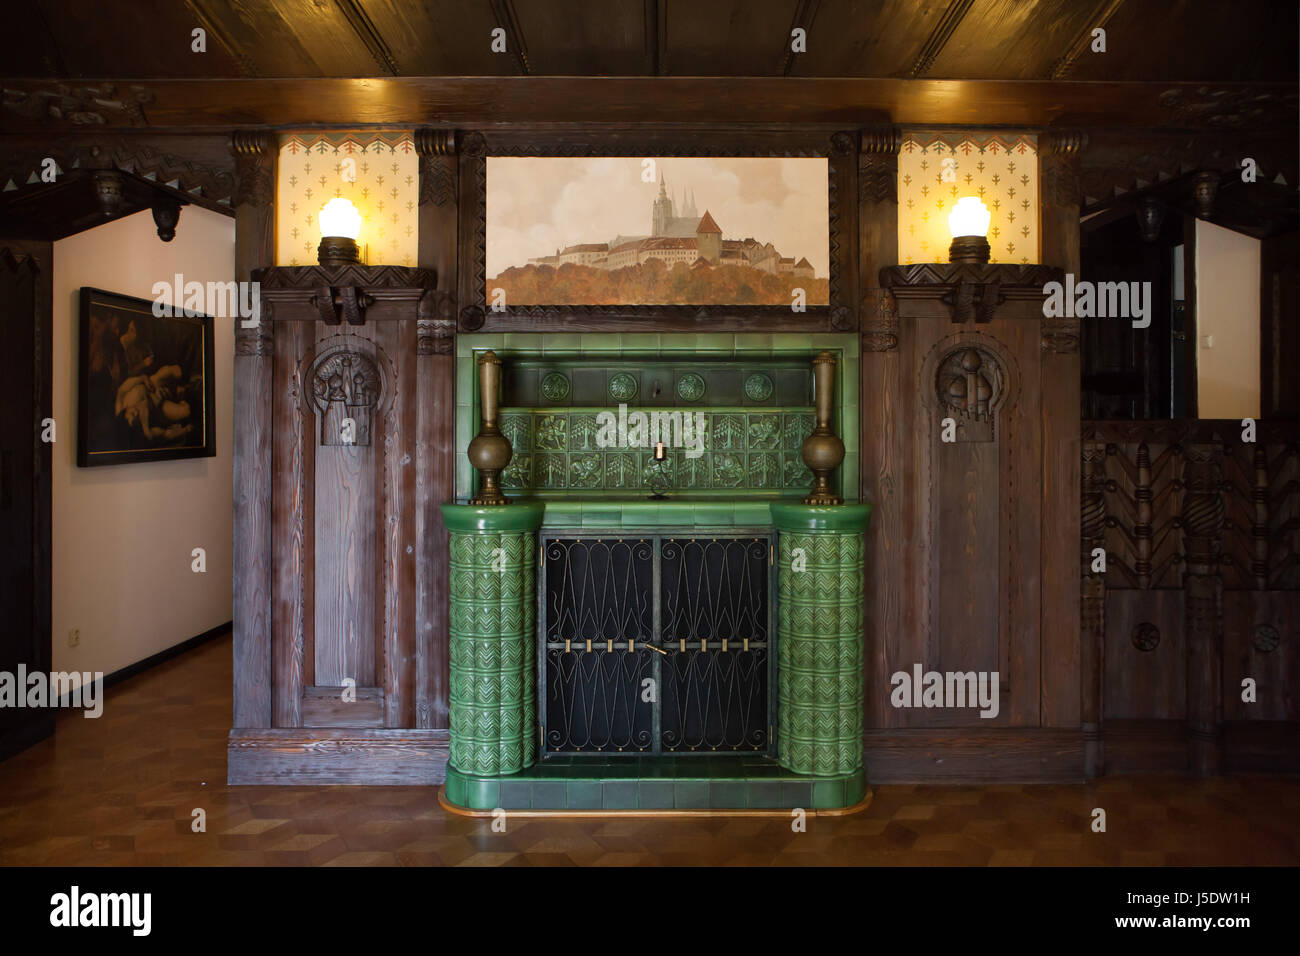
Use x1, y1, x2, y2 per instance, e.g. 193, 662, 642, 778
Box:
486, 157, 829, 305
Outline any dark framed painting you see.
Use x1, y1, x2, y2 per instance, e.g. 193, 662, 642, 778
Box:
77, 286, 216, 467
457, 129, 857, 333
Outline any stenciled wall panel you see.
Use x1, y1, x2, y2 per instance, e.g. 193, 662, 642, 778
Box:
276, 132, 418, 267
897, 132, 1040, 266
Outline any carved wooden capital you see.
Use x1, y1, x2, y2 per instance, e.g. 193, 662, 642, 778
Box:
1040, 130, 1086, 208
230, 130, 275, 207
858, 126, 901, 205
416, 129, 456, 206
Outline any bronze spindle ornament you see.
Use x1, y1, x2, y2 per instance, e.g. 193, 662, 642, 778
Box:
467, 350, 512, 506
801, 350, 845, 505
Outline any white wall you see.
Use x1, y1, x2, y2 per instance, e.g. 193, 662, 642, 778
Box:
1195, 219, 1261, 418
52, 207, 235, 679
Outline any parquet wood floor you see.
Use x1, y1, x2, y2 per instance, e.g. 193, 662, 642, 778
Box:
1, 632, 1297, 866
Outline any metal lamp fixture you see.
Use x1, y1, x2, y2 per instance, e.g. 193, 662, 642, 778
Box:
317, 198, 362, 266
947, 196, 991, 264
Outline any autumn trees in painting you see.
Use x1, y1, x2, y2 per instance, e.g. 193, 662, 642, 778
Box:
490, 258, 830, 307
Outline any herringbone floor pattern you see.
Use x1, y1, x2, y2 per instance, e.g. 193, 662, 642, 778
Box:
1, 633, 1297, 866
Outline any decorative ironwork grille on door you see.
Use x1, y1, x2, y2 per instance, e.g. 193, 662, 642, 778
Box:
540, 534, 773, 756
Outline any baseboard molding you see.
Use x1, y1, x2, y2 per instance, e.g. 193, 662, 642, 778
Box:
863, 728, 1085, 783
228, 728, 450, 785
0, 713, 56, 764
54, 620, 232, 708
1087, 720, 1299, 776
1224, 721, 1300, 773
1100, 720, 1188, 774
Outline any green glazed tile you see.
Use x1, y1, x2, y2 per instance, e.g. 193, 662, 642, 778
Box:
566, 781, 603, 809
709, 781, 748, 809
498, 779, 532, 809
580, 333, 623, 352
619, 333, 660, 351
638, 781, 674, 809
781, 780, 813, 808
691, 503, 734, 526
673, 780, 709, 809
746, 781, 784, 808
464, 777, 499, 810
602, 781, 638, 810
812, 779, 845, 809
444, 768, 466, 806
530, 780, 567, 809
542, 333, 582, 353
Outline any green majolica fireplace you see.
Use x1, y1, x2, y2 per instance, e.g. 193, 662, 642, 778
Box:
440, 333, 870, 812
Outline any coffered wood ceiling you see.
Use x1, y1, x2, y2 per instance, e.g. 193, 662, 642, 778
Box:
5, 0, 1296, 82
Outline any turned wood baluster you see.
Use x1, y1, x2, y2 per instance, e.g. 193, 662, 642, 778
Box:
1135, 442, 1153, 589
1080, 442, 1108, 778
1183, 442, 1225, 776
1252, 444, 1269, 590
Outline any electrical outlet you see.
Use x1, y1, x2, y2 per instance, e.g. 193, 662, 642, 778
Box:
68, 629, 80, 647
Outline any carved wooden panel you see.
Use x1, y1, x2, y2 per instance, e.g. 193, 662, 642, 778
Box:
864, 282, 1074, 733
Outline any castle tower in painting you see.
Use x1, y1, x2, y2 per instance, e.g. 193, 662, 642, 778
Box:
696, 210, 722, 262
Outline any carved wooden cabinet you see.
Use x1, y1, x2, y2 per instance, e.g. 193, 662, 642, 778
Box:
861, 263, 1082, 779
229, 263, 457, 783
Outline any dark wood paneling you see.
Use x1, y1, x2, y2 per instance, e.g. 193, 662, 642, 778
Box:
1223, 591, 1299, 722
271, 319, 313, 728
1261, 230, 1300, 417
375, 320, 417, 728
227, 728, 449, 785
0, 241, 53, 761
302, 686, 385, 728
231, 133, 275, 729
863, 729, 1084, 783
1103, 589, 1186, 719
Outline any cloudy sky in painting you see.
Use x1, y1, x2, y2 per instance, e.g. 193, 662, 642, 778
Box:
486, 157, 829, 278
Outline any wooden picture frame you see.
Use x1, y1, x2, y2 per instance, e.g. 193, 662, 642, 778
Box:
77, 286, 216, 467
457, 128, 859, 333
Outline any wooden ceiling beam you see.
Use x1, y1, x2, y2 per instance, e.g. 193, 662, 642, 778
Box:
907, 0, 975, 78
1, 76, 1294, 132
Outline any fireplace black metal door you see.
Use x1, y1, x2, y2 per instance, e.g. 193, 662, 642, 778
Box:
540, 533, 773, 756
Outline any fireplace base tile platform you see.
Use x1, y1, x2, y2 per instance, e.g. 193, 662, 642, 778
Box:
442, 758, 868, 813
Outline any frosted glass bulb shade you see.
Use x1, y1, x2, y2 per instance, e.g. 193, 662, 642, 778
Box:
319, 198, 362, 239
948, 197, 991, 239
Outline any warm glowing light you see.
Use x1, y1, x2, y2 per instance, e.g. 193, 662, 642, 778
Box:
319, 198, 362, 240
948, 197, 991, 239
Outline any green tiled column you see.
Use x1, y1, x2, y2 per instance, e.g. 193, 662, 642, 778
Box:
441, 502, 545, 776
771, 503, 872, 776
